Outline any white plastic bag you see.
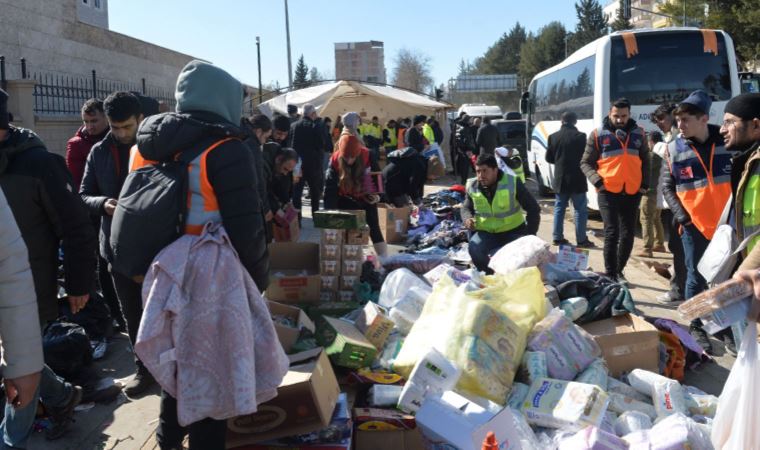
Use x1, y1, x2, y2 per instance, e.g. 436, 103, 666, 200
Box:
378, 268, 431, 309
489, 235, 554, 274
711, 323, 760, 449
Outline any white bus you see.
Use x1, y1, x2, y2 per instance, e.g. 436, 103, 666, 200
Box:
522, 28, 741, 209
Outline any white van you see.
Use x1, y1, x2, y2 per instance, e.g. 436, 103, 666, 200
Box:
457, 103, 503, 120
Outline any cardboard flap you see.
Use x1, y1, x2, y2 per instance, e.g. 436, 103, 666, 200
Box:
287, 346, 324, 365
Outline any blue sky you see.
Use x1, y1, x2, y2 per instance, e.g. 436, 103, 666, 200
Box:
109, 0, 580, 90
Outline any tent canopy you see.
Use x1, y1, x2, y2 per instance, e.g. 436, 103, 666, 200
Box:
258, 80, 451, 123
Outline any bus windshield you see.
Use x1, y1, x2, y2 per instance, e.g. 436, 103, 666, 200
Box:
610, 31, 732, 105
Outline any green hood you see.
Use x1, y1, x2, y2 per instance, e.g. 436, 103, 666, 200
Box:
0, 127, 47, 174
175, 60, 243, 126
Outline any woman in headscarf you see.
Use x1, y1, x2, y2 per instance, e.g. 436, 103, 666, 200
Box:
324, 112, 387, 256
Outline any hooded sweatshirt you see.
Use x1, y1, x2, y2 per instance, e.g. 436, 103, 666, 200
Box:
134, 60, 269, 289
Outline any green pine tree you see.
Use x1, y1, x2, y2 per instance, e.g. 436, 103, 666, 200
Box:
476, 22, 528, 74
293, 55, 309, 89
572, 0, 608, 51
610, 4, 633, 31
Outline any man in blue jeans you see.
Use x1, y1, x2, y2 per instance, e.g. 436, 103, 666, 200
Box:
546, 112, 595, 248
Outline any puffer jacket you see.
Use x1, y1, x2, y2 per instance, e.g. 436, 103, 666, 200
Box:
0, 127, 96, 323
66, 126, 108, 191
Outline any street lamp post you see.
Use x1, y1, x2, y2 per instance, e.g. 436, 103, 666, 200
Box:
256, 36, 262, 102
284, 0, 293, 88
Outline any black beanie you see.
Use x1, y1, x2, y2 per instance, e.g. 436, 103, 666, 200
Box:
0, 88, 8, 130
273, 115, 291, 132
413, 114, 426, 126
725, 93, 760, 121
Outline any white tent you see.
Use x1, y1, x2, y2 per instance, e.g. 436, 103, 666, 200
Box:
258, 80, 451, 123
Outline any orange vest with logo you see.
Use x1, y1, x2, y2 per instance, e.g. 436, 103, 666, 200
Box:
128, 138, 234, 235
593, 126, 645, 195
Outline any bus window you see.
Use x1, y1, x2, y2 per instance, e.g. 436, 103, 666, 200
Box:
610, 31, 732, 105
531, 56, 595, 121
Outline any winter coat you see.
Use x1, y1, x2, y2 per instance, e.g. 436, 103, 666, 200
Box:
66, 126, 107, 192
79, 132, 132, 262
455, 124, 476, 155
0, 188, 43, 379
546, 124, 588, 194
289, 116, 324, 171
134, 111, 271, 290
382, 147, 427, 200
476, 123, 499, 155
406, 127, 426, 153
262, 141, 294, 214
581, 117, 650, 192
0, 127, 96, 324
324, 147, 373, 208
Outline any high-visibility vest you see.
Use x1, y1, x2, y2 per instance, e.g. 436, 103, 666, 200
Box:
741, 169, 760, 252
128, 138, 233, 235
667, 138, 732, 240
466, 175, 524, 233
361, 124, 382, 140
422, 124, 435, 145
384, 127, 398, 148
593, 126, 645, 195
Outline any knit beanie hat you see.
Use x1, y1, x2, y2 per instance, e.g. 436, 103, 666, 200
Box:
273, 114, 291, 132
0, 89, 8, 130
725, 93, 760, 120
413, 114, 426, 126
680, 90, 712, 115
342, 112, 360, 135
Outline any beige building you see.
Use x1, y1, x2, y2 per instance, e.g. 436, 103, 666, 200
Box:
604, 0, 668, 29
334, 41, 386, 84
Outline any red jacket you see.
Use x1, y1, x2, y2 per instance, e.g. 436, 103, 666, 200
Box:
66, 126, 106, 191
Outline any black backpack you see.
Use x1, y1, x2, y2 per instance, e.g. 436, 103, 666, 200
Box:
43, 321, 93, 380
110, 139, 230, 280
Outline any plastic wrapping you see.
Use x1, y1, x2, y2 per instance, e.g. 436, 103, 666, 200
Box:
527, 308, 601, 380
623, 430, 652, 450
368, 384, 403, 407
489, 235, 555, 274
651, 379, 688, 418
374, 331, 404, 371
626, 368, 671, 397
561, 297, 589, 321
677, 277, 752, 321
650, 413, 714, 450
684, 386, 718, 418
519, 351, 548, 385
607, 392, 657, 420
559, 426, 629, 450
601, 411, 618, 436
389, 286, 433, 335
381, 253, 450, 274
507, 382, 530, 410
508, 408, 543, 450
575, 359, 608, 390
613, 411, 653, 437
520, 378, 609, 430
378, 268, 431, 309
606, 376, 652, 404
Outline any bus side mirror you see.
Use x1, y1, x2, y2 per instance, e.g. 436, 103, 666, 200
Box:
520, 92, 530, 115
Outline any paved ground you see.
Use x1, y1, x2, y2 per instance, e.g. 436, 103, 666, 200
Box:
30, 175, 733, 450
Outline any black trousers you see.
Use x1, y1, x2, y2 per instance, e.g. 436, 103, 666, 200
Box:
98, 255, 124, 327
457, 153, 471, 185
337, 195, 384, 244
293, 164, 324, 217
660, 209, 687, 300
597, 191, 641, 276
110, 270, 143, 350
157, 391, 227, 450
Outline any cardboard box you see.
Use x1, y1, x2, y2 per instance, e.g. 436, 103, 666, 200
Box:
307, 301, 362, 322
267, 301, 316, 353
317, 317, 378, 369
342, 259, 362, 276
313, 210, 367, 230
321, 275, 339, 292
415, 391, 521, 450
582, 314, 660, 377
377, 204, 412, 244
267, 243, 321, 303
337, 290, 355, 302
320, 291, 337, 302
320, 229, 345, 246
354, 407, 417, 431
346, 226, 370, 245
320, 244, 342, 261
355, 429, 423, 450
355, 302, 394, 350
272, 207, 300, 242
320, 260, 341, 276
340, 275, 359, 291
342, 244, 364, 261
226, 348, 340, 447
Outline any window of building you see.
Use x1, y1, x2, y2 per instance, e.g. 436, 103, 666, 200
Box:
94, 0, 102, 9
82, 0, 89, 4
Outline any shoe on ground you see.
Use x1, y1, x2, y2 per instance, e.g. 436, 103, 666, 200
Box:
635, 249, 653, 258
722, 332, 737, 357
576, 240, 596, 249
652, 244, 667, 253
616, 272, 629, 285
124, 365, 156, 398
690, 325, 715, 356
656, 292, 684, 305
45, 385, 83, 440
552, 238, 570, 246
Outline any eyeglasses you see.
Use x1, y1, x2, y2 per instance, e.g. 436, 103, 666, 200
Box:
721, 119, 747, 128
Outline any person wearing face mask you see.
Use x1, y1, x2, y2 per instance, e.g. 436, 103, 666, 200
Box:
325, 112, 387, 257
581, 98, 649, 283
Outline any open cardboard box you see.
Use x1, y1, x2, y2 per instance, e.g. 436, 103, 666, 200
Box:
226, 347, 340, 448
377, 204, 411, 244
581, 313, 660, 377
267, 301, 316, 353
267, 242, 321, 303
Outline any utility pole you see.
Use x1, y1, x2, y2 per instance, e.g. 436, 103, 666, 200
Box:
284, 0, 293, 88
256, 36, 263, 102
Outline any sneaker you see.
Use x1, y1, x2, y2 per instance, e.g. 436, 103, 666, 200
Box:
552, 238, 570, 246
652, 244, 667, 253
45, 385, 83, 440
656, 292, 684, 305
635, 249, 653, 258
722, 332, 737, 357
616, 273, 629, 285
576, 240, 596, 249
124, 363, 156, 398
690, 325, 715, 356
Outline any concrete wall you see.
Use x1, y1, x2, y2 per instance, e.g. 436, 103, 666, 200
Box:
0, 0, 195, 93
77, 0, 109, 29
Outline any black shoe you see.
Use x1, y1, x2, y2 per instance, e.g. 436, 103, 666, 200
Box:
722, 332, 737, 357
45, 385, 83, 440
124, 363, 156, 398
690, 325, 715, 355
576, 240, 596, 249
553, 238, 570, 246
616, 272, 629, 285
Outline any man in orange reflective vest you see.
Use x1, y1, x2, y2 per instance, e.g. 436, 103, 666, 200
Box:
662, 90, 732, 355
581, 98, 649, 282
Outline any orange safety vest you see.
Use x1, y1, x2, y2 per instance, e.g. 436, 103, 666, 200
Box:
593, 126, 645, 195
128, 138, 235, 235
666, 138, 732, 240
397, 127, 407, 149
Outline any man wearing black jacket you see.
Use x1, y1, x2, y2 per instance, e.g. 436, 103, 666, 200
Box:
455, 114, 476, 185
0, 88, 96, 442
290, 103, 324, 219
476, 117, 499, 155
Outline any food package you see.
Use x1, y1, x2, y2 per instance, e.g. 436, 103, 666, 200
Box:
506, 383, 530, 410
345, 226, 370, 245
519, 351, 548, 385
527, 308, 601, 380
601, 411, 618, 436
378, 268, 431, 309
337, 290, 355, 302
520, 378, 609, 430
677, 277, 752, 321
607, 392, 657, 420
575, 359, 608, 390
320, 291, 336, 302
648, 413, 713, 450
340, 275, 359, 290
389, 286, 432, 331
559, 426, 629, 450
651, 379, 688, 418
342, 259, 362, 276
626, 368, 671, 397
320, 228, 344, 246
455, 335, 517, 402
321, 275, 339, 292
613, 411, 652, 437
397, 348, 460, 413
321, 244, 342, 261
368, 384, 403, 407
561, 297, 589, 321
320, 259, 340, 276
488, 235, 554, 274
342, 244, 364, 261
607, 376, 652, 404
684, 386, 718, 418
